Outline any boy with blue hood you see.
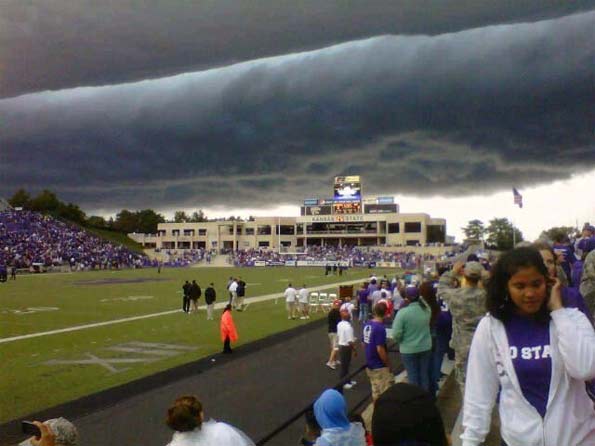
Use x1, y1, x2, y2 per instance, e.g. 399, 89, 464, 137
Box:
313, 389, 365, 446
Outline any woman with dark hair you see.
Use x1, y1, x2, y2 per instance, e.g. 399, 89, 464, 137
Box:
419, 281, 442, 397
220, 304, 238, 354
462, 247, 595, 446
165, 395, 255, 446
391, 286, 432, 391
533, 241, 592, 325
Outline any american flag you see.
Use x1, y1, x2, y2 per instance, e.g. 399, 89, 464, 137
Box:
513, 187, 523, 208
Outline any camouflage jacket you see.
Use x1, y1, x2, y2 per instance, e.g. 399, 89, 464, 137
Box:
580, 250, 595, 304
437, 271, 487, 352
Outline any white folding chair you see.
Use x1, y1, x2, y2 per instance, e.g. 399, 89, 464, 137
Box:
309, 292, 320, 313
319, 292, 330, 312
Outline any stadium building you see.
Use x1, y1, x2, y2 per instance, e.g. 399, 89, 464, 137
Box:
131, 176, 446, 251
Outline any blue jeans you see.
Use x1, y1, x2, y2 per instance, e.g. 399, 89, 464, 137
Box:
401, 350, 432, 392
430, 335, 447, 395
359, 302, 369, 321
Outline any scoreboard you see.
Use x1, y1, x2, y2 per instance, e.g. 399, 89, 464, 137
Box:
333, 201, 362, 214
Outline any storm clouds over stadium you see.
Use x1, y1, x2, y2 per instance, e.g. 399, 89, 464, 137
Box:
1, 2, 594, 215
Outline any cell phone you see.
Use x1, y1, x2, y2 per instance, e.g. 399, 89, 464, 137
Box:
21, 421, 41, 438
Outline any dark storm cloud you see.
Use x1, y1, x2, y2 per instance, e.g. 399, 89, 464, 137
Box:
1, 11, 594, 213
1, 0, 594, 98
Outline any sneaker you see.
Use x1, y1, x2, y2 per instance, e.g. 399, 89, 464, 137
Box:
326, 361, 336, 370
288, 316, 292, 320
335, 360, 341, 365
343, 383, 353, 390
299, 316, 307, 320
350, 380, 357, 386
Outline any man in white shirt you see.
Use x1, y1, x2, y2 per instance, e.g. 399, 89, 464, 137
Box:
228, 278, 239, 308
337, 309, 357, 389
284, 283, 298, 319
298, 284, 310, 319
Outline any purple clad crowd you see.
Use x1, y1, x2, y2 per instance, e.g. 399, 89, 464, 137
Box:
231, 245, 465, 268
0, 210, 146, 271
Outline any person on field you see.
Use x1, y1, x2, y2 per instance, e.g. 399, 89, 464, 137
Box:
284, 283, 298, 319
205, 283, 216, 320
299, 284, 310, 319
228, 278, 239, 308
189, 280, 202, 313
220, 305, 238, 354
182, 280, 191, 313
236, 277, 247, 311
165, 395, 255, 446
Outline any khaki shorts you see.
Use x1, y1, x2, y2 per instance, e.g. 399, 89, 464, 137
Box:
286, 301, 296, 312
328, 332, 338, 351
366, 367, 393, 401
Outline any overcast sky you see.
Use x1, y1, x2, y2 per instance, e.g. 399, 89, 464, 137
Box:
1, 2, 594, 242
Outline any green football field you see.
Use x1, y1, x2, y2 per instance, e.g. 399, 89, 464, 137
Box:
0, 266, 397, 423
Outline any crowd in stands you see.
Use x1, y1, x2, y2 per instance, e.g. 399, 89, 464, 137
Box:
0, 210, 146, 271
231, 245, 465, 268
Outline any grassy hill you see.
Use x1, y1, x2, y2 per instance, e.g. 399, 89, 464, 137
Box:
84, 227, 145, 254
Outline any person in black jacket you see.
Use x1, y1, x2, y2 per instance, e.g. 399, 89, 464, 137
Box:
189, 280, 202, 313
236, 277, 247, 311
182, 281, 191, 313
205, 283, 216, 320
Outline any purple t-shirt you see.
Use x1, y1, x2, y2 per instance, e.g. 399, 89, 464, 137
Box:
363, 320, 387, 370
358, 288, 369, 304
505, 314, 552, 418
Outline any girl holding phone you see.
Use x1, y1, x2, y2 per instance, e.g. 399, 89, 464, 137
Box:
461, 247, 595, 446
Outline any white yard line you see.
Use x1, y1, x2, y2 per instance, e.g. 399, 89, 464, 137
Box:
0, 279, 364, 344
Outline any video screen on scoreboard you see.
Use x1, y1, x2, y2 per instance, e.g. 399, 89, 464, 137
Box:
305, 205, 333, 216
333, 201, 362, 214
364, 204, 398, 214
334, 175, 362, 201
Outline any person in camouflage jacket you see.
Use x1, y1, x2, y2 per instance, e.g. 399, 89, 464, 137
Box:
437, 261, 487, 395
580, 249, 595, 320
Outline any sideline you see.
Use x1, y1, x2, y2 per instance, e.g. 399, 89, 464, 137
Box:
0, 278, 365, 345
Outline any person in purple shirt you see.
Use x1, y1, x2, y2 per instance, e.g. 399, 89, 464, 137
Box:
357, 281, 369, 321
462, 247, 595, 446
552, 234, 576, 286
362, 302, 393, 402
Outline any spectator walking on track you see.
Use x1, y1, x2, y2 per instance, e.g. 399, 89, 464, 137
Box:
462, 247, 595, 446
220, 304, 238, 354
437, 260, 487, 394
313, 389, 366, 446
204, 283, 216, 320
363, 302, 393, 402
326, 300, 341, 370
165, 395, 255, 446
337, 308, 357, 390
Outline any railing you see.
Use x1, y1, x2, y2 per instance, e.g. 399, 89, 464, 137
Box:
255, 360, 404, 445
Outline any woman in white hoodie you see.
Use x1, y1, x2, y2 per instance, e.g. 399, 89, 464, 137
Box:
462, 247, 595, 446
165, 395, 255, 446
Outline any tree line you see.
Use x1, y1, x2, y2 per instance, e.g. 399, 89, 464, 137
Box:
5, 188, 236, 234
461, 219, 580, 251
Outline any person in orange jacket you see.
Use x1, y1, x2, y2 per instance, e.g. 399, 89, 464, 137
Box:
220, 304, 238, 354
